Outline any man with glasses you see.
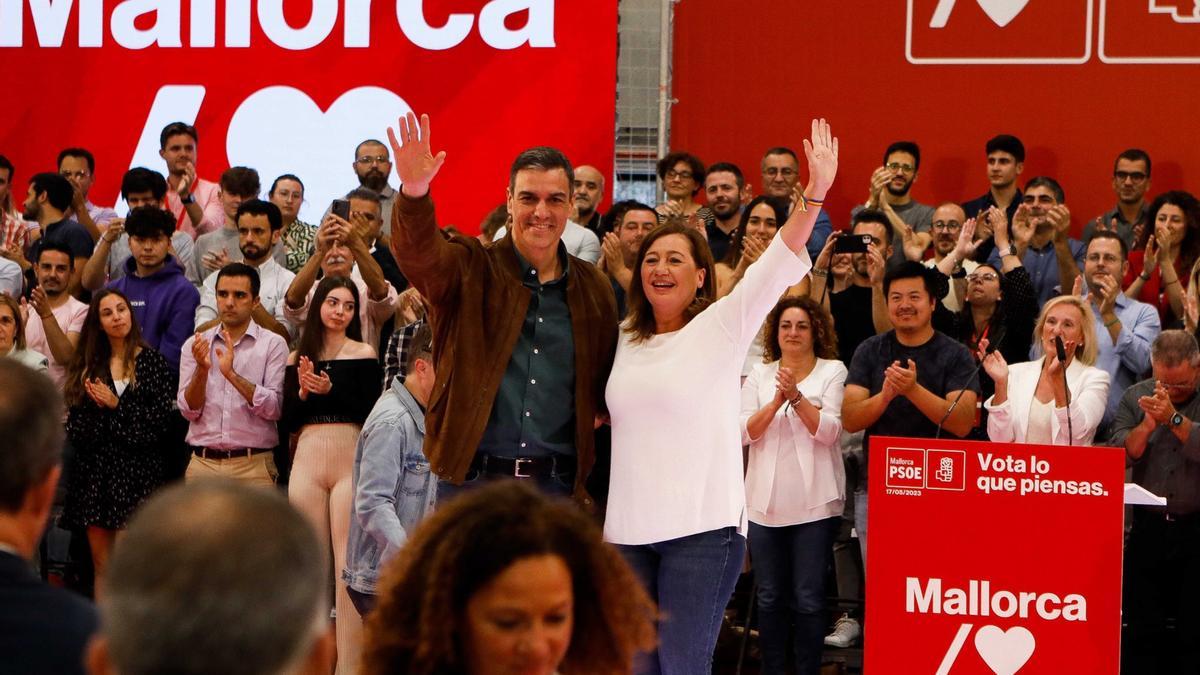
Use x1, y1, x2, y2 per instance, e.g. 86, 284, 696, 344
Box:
761, 147, 833, 259
330, 140, 398, 239
1082, 149, 1152, 250
855, 142, 935, 266
1083, 230, 1161, 435
922, 203, 977, 311
1109, 330, 1200, 674
57, 147, 118, 242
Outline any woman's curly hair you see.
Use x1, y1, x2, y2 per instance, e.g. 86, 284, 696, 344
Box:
361, 481, 658, 675
760, 295, 839, 362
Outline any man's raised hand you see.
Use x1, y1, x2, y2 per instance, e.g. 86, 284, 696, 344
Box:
387, 112, 447, 199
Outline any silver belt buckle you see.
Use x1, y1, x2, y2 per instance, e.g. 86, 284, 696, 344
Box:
513, 458, 534, 478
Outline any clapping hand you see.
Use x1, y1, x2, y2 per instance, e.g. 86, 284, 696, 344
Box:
739, 234, 768, 268
202, 247, 230, 272
84, 378, 119, 409
177, 162, 197, 198
976, 338, 1009, 384
1089, 271, 1119, 317
1044, 337, 1076, 376
192, 332, 212, 370
215, 328, 236, 377
884, 359, 917, 397
775, 366, 798, 405
953, 217, 981, 261
387, 112, 447, 199
1047, 204, 1072, 241
297, 356, 333, 400
1010, 204, 1034, 247
1137, 382, 1173, 429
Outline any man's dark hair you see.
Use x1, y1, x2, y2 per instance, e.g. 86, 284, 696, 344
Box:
236, 199, 283, 232
159, 122, 198, 149
355, 139, 388, 158
509, 147, 575, 190
884, 260, 938, 299
0, 154, 13, 178
405, 321, 434, 376
36, 242, 76, 267
1115, 148, 1152, 178
219, 166, 260, 198
851, 208, 895, 243
599, 199, 657, 237
29, 173, 74, 212
345, 187, 383, 206
762, 147, 799, 163
1025, 176, 1065, 203
884, 141, 921, 171
706, 162, 745, 190
102, 480, 326, 675
985, 134, 1025, 163
656, 152, 705, 192
125, 206, 175, 240
0, 362, 64, 511
57, 147, 95, 174
217, 262, 261, 298
121, 167, 168, 202
269, 174, 304, 196
1087, 230, 1129, 261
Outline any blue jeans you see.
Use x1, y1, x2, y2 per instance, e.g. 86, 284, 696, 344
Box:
749, 518, 839, 675
616, 527, 746, 675
437, 469, 574, 504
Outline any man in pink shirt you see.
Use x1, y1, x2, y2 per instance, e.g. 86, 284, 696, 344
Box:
177, 263, 287, 487
159, 122, 223, 240
24, 243, 88, 390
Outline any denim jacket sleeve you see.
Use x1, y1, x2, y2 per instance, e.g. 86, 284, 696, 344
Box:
355, 415, 415, 561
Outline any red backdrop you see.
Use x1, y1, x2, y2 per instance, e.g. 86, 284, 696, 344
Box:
671, 0, 1200, 234
0, 1, 617, 230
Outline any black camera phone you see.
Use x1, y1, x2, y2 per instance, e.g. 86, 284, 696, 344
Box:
833, 233, 872, 254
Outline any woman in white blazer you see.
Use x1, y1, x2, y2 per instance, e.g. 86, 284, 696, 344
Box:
740, 296, 846, 675
979, 294, 1111, 445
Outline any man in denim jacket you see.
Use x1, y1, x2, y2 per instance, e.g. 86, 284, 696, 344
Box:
343, 322, 436, 615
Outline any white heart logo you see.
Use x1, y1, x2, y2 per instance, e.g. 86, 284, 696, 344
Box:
974, 625, 1035, 675
976, 0, 1030, 27
226, 86, 413, 223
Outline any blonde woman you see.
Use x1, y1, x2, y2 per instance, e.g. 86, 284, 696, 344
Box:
979, 295, 1111, 445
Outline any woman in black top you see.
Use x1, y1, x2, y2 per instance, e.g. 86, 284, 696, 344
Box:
284, 275, 381, 675
62, 289, 176, 586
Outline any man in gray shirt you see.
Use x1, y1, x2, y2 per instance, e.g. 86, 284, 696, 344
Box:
1108, 330, 1200, 674
851, 141, 935, 266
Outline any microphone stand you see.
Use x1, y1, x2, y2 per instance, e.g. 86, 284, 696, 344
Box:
1056, 336, 1073, 446
936, 327, 1005, 440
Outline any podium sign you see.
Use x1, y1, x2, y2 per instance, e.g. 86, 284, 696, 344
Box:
865, 436, 1125, 674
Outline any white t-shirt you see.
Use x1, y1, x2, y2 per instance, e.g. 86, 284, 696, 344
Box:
603, 235, 810, 545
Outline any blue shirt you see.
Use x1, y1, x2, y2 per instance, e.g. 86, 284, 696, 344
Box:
1084, 291, 1160, 434
989, 238, 1085, 308
343, 378, 434, 595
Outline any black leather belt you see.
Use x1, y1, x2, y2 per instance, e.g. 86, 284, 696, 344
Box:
191, 446, 271, 460
466, 453, 576, 481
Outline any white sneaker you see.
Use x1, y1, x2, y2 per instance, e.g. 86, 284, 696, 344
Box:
824, 614, 860, 648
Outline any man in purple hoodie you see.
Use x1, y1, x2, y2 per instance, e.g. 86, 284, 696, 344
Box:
108, 206, 200, 372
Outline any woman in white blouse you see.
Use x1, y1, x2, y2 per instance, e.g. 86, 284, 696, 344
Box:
604, 119, 838, 675
980, 294, 1111, 445
741, 296, 845, 675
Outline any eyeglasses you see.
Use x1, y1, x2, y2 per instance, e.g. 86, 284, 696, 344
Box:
1114, 171, 1148, 183
763, 167, 797, 178
355, 156, 390, 166
932, 220, 962, 231
1085, 253, 1122, 264
886, 162, 916, 174
665, 170, 694, 180
59, 170, 90, 180
967, 272, 999, 283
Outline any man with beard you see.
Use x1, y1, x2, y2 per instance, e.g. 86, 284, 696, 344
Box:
1082, 149, 1152, 250
598, 201, 659, 316
854, 142, 934, 266
986, 176, 1084, 308
159, 122, 224, 239
1080, 231, 1160, 435
195, 200, 294, 341
572, 165, 606, 234
18, 173, 93, 298
189, 167, 277, 286
760, 147, 833, 259
922, 203, 977, 312
329, 140, 398, 239
820, 210, 895, 364
703, 162, 748, 262
24, 244, 87, 389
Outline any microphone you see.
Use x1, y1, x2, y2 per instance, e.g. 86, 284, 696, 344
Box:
936, 325, 1006, 439
1055, 335, 1074, 445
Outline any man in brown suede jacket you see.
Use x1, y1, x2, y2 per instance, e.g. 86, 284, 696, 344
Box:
388, 113, 618, 510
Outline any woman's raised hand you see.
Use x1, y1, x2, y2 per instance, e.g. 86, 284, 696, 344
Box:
803, 118, 839, 198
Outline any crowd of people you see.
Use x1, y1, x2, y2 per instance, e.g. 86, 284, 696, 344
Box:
1, 112, 1198, 675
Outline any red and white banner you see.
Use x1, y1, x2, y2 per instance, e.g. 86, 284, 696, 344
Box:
671, 0, 1200, 233
0, 1, 617, 229
866, 436, 1125, 674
